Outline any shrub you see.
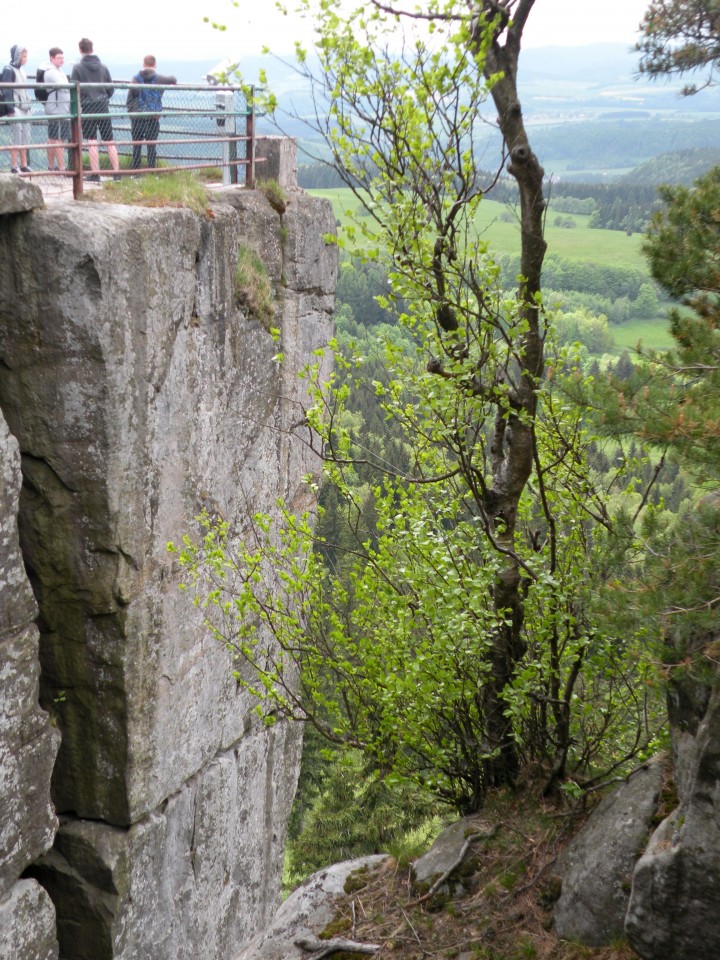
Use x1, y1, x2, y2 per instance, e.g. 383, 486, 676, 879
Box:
235, 245, 275, 329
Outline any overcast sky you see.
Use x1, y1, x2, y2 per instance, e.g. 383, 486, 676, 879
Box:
5, 0, 651, 68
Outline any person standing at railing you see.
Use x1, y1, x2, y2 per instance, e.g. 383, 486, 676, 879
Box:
1, 45, 33, 174
41, 48, 71, 173
70, 38, 120, 182
126, 55, 176, 170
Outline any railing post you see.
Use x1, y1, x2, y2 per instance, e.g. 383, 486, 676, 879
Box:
246, 88, 255, 190
229, 90, 238, 187
215, 91, 234, 187
71, 84, 83, 199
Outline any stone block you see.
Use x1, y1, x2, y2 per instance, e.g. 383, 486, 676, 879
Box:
554, 758, 665, 947
0, 879, 58, 960
626, 677, 720, 959
29, 722, 301, 960
0, 413, 60, 897
0, 175, 44, 216
0, 197, 334, 826
0, 414, 37, 636
254, 137, 298, 190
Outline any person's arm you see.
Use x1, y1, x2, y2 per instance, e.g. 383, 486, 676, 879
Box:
156, 74, 177, 85
104, 67, 114, 99
126, 82, 138, 111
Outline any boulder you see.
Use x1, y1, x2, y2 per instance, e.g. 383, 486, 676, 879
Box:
0, 194, 335, 826
411, 816, 496, 901
0, 174, 43, 216
554, 758, 665, 946
234, 856, 390, 960
626, 672, 720, 959
0, 880, 58, 960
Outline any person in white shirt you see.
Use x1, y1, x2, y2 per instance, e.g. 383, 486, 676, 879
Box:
42, 47, 71, 172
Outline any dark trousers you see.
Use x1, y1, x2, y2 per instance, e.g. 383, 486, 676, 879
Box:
131, 116, 160, 168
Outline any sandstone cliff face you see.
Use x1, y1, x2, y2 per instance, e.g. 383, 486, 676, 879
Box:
0, 410, 60, 960
0, 179, 336, 959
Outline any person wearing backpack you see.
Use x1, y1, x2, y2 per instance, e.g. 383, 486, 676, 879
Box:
1, 45, 33, 173
38, 48, 71, 172
127, 55, 176, 170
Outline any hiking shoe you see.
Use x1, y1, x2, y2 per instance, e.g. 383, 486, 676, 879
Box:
10, 167, 19, 174
84, 174, 101, 183
113, 175, 121, 182
20, 166, 32, 173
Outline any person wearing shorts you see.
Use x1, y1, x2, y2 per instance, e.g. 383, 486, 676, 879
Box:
70, 38, 120, 180
43, 47, 71, 172
1, 45, 32, 173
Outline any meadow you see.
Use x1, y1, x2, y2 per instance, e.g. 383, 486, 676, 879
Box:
310, 189, 647, 267
310, 187, 671, 351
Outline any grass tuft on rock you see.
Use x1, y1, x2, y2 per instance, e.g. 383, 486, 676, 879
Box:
82, 171, 212, 217
257, 177, 288, 214
235, 245, 275, 329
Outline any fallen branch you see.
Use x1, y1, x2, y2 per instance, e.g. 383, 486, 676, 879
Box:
295, 935, 380, 958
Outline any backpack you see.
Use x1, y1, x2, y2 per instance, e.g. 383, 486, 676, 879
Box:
35, 67, 49, 101
135, 74, 162, 112
1, 65, 16, 113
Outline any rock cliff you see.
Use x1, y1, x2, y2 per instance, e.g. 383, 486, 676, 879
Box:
625, 670, 720, 959
0, 168, 336, 959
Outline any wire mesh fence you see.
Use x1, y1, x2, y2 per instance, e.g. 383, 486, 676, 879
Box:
0, 82, 254, 194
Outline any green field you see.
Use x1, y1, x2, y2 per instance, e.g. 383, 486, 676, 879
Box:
612, 318, 675, 352
310, 189, 648, 270
310, 187, 672, 351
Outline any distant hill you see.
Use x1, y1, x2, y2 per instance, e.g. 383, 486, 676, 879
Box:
518, 43, 715, 116
124, 46, 720, 175
622, 148, 720, 185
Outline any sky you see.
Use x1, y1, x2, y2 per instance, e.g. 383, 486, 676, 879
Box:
4, 0, 652, 69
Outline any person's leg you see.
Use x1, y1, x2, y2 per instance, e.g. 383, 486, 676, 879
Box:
131, 117, 143, 168
19, 120, 31, 170
98, 114, 119, 172
107, 142, 120, 172
88, 140, 100, 172
82, 114, 101, 173
10, 122, 22, 169
49, 141, 62, 169
47, 121, 66, 170
147, 117, 159, 168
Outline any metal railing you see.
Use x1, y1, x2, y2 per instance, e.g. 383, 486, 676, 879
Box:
0, 81, 256, 197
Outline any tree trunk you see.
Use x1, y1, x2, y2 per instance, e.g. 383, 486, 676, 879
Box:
475, 0, 547, 789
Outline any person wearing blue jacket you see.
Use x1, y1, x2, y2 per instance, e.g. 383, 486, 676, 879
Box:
126, 55, 176, 169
